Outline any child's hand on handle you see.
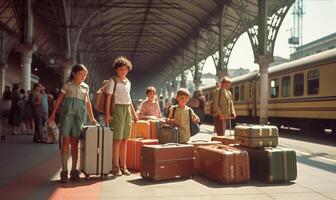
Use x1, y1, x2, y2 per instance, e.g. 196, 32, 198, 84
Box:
91, 118, 99, 126
192, 116, 200, 123
133, 114, 139, 123
48, 114, 55, 125
105, 114, 112, 124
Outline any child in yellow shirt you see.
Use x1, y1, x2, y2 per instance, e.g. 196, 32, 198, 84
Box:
167, 88, 200, 143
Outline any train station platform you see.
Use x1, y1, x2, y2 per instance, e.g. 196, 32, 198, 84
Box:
0, 122, 336, 200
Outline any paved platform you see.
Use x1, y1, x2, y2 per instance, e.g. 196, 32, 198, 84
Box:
0, 122, 336, 200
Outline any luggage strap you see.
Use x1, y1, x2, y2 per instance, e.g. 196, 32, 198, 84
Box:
96, 127, 100, 175
101, 127, 105, 176
282, 149, 288, 180
226, 148, 238, 183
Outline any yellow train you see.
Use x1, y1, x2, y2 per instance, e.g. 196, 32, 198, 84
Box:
202, 49, 336, 134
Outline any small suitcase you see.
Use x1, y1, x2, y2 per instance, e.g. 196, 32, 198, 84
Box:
211, 136, 238, 145
141, 144, 194, 181
236, 146, 297, 183
126, 138, 159, 171
196, 145, 250, 184
148, 120, 161, 139
133, 120, 151, 139
157, 124, 179, 144
234, 124, 278, 148
80, 126, 113, 178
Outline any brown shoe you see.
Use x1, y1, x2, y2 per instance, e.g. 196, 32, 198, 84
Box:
120, 167, 131, 176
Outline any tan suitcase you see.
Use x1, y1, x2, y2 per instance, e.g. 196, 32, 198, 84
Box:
234, 124, 278, 148
132, 120, 151, 139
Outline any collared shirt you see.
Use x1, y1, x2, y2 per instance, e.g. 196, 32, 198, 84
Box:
168, 105, 197, 143
139, 100, 161, 118
106, 77, 132, 105
61, 81, 89, 101
212, 88, 235, 117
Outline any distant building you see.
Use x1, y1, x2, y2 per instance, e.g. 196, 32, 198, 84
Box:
228, 68, 250, 77
290, 32, 336, 60
269, 56, 289, 67
200, 68, 250, 88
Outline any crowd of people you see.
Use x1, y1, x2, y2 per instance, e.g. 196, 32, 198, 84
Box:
0, 82, 58, 142
0, 56, 236, 183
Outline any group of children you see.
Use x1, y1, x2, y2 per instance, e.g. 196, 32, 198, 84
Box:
48, 56, 202, 183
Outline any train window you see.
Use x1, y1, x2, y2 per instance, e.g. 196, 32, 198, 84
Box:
294, 73, 304, 96
307, 69, 319, 95
234, 86, 239, 101
270, 79, 279, 98
281, 76, 291, 97
240, 85, 245, 101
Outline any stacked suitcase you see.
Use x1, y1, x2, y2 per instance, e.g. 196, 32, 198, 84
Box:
126, 119, 162, 172
212, 124, 297, 183
126, 138, 159, 171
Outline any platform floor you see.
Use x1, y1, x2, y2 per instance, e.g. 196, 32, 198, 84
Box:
0, 121, 336, 200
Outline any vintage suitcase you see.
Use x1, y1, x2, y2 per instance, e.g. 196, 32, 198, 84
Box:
148, 120, 161, 139
141, 144, 194, 181
126, 138, 159, 171
236, 146, 297, 182
187, 140, 221, 150
211, 136, 238, 145
196, 145, 250, 184
131, 120, 151, 139
157, 124, 179, 144
80, 126, 113, 178
234, 124, 279, 148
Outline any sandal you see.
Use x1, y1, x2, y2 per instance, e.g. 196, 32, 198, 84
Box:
70, 170, 81, 181
120, 167, 131, 176
112, 167, 122, 176
60, 170, 68, 183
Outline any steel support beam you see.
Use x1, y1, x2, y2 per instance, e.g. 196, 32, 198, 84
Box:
246, 0, 292, 124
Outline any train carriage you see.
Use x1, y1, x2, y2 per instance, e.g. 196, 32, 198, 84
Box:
202, 49, 336, 134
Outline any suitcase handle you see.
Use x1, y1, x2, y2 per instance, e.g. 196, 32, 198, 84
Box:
162, 143, 181, 146
190, 140, 208, 143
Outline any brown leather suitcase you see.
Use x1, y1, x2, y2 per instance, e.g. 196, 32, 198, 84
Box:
211, 136, 238, 145
196, 145, 250, 184
141, 144, 194, 181
187, 140, 221, 150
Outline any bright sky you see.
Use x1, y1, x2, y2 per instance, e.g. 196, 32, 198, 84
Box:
202, 0, 336, 74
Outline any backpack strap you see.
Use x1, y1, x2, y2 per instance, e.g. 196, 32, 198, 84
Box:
111, 76, 118, 97
172, 106, 176, 118
189, 108, 192, 129
215, 88, 221, 107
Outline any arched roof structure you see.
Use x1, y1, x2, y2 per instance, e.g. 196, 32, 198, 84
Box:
0, 0, 293, 88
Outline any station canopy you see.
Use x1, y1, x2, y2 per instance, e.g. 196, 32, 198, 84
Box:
0, 0, 291, 84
